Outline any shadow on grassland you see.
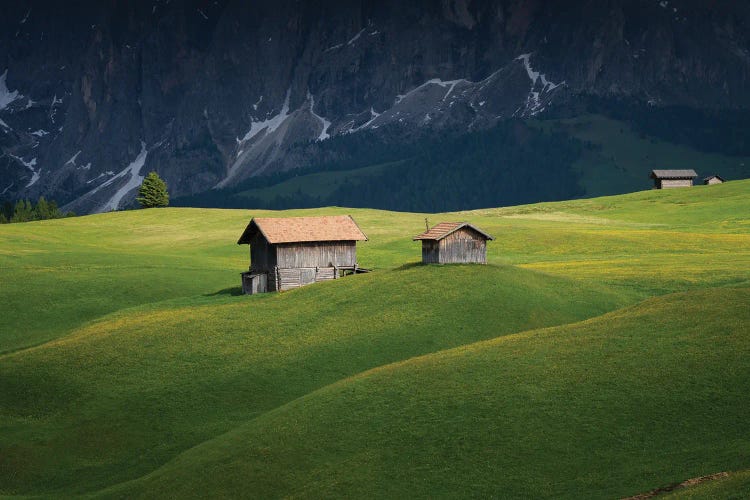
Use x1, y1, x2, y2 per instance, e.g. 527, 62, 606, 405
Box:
204, 287, 244, 297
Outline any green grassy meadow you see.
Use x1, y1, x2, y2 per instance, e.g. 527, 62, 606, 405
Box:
0, 180, 749, 498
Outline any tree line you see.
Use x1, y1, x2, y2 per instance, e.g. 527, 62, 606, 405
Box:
173, 120, 586, 212
0, 197, 75, 224
586, 96, 750, 157
0, 171, 169, 224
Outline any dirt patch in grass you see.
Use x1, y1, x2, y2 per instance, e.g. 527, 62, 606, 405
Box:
623, 472, 730, 499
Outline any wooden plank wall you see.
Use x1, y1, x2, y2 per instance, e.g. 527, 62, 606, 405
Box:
275, 241, 357, 268
273, 267, 339, 291
438, 227, 487, 264
250, 234, 276, 271
241, 272, 268, 294
661, 179, 693, 188
421, 240, 440, 264
315, 267, 337, 281
245, 238, 360, 293
268, 269, 279, 292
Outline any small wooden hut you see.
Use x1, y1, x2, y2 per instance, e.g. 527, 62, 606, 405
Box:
703, 175, 725, 185
237, 215, 368, 294
650, 169, 698, 189
413, 222, 493, 264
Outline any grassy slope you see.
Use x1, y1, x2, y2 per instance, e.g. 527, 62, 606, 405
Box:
0, 209, 244, 354
0, 181, 748, 497
533, 114, 750, 197
3, 181, 747, 354
476, 180, 750, 295
666, 469, 750, 499
0, 266, 627, 495
99, 287, 750, 499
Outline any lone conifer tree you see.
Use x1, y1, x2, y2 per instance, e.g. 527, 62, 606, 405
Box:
136, 172, 169, 208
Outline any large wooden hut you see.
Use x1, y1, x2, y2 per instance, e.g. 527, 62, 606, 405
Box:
237, 215, 368, 294
650, 169, 698, 189
413, 222, 493, 264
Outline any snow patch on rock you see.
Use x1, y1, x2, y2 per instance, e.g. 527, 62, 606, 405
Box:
347, 28, 366, 46
515, 53, 565, 116
65, 150, 82, 166
10, 154, 40, 187
238, 89, 290, 143
325, 27, 368, 52
308, 92, 331, 141
96, 141, 148, 211
0, 70, 23, 111
49, 94, 63, 122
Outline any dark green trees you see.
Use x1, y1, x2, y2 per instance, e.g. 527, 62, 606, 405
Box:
0, 197, 71, 223
12, 199, 35, 222
136, 172, 170, 208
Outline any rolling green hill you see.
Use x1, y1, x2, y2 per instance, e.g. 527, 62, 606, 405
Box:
98, 287, 750, 499
0, 181, 749, 498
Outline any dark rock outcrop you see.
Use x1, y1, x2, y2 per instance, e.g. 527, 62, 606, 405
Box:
1, 0, 748, 212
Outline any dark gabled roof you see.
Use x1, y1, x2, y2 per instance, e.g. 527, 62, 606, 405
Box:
703, 174, 726, 182
650, 169, 698, 179
413, 222, 494, 241
237, 215, 368, 245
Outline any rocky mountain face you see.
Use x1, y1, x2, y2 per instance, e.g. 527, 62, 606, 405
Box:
1, 0, 749, 213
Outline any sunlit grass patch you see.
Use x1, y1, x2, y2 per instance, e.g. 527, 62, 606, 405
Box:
0, 179, 748, 497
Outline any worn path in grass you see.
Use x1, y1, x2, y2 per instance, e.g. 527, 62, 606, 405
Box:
664, 468, 750, 499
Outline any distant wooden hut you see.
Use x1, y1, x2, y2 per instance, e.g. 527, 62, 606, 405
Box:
650, 169, 698, 189
703, 175, 726, 185
413, 222, 493, 264
237, 215, 368, 294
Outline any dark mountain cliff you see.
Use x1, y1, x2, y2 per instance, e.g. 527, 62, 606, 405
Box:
1, 0, 749, 213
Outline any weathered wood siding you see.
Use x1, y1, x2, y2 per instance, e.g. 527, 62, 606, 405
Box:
315, 267, 337, 281
270, 266, 338, 291
436, 227, 487, 264
421, 240, 440, 264
241, 272, 267, 294
245, 237, 359, 294
250, 234, 277, 271
659, 179, 693, 189
275, 241, 356, 268
705, 177, 723, 185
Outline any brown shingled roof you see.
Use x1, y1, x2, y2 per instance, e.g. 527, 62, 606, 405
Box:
413, 222, 494, 241
238, 215, 368, 245
650, 169, 698, 179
